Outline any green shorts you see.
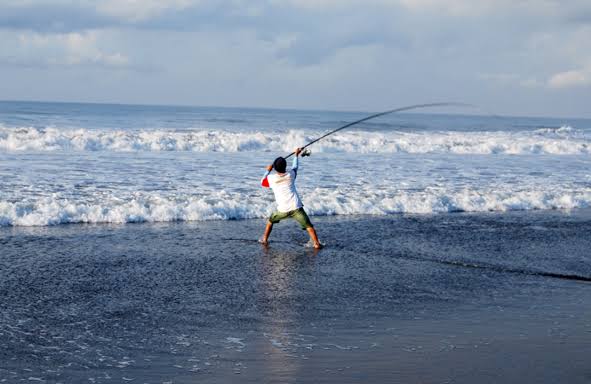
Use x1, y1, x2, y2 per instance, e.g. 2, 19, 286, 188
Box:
268, 207, 313, 230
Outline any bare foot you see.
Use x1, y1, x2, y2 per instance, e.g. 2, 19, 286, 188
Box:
313, 243, 323, 249
258, 237, 269, 246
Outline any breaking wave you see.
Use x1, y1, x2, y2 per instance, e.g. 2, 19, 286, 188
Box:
0, 125, 589, 155
1, 187, 589, 227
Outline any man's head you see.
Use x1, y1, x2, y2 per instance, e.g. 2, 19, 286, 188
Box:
273, 157, 287, 173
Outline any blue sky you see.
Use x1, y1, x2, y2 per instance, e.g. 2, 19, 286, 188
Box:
0, 0, 590, 117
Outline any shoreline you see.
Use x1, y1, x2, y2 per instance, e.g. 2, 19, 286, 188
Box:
2, 204, 591, 229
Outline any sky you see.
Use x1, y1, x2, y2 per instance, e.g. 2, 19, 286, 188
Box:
0, 0, 590, 117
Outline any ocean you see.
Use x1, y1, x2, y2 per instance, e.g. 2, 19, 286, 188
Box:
1, 101, 590, 383
1, 100, 590, 226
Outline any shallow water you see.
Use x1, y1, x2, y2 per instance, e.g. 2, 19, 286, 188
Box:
1, 211, 590, 382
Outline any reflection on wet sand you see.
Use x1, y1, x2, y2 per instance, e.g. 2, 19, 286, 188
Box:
257, 246, 318, 381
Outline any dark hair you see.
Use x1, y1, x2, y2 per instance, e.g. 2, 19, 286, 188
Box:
273, 157, 287, 173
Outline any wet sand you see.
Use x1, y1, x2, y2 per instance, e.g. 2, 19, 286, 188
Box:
1, 211, 590, 383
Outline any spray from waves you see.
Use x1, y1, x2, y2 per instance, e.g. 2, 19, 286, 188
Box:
1, 186, 589, 227
0, 125, 589, 155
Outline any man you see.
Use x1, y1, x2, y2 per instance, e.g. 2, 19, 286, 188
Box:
260, 147, 322, 249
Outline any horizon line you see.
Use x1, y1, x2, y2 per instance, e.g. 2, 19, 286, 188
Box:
0, 98, 588, 121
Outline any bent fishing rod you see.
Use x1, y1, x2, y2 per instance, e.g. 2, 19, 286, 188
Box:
283, 102, 475, 160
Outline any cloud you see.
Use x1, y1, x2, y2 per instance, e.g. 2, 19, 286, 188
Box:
13, 31, 129, 68
0, 0, 590, 116
95, 0, 198, 22
0, 0, 206, 32
0, 3, 107, 32
478, 73, 544, 89
398, 0, 497, 15
548, 68, 591, 89
478, 72, 520, 84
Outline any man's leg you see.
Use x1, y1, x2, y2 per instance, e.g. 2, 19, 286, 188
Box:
293, 208, 322, 249
260, 221, 273, 245
306, 227, 322, 249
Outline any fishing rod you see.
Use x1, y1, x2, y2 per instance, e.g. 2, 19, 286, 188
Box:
283, 102, 475, 159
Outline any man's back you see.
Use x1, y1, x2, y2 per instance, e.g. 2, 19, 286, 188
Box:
268, 169, 303, 213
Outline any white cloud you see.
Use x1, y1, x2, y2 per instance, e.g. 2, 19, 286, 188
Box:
95, 0, 199, 22
1, 0, 591, 116
520, 78, 542, 88
478, 72, 519, 84
17, 31, 129, 67
548, 68, 591, 89
478, 73, 543, 88
398, 0, 487, 14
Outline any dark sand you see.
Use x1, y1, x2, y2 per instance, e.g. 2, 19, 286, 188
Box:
1, 210, 590, 383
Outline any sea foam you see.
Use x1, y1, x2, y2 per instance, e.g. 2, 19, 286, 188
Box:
0, 125, 589, 155
1, 187, 589, 227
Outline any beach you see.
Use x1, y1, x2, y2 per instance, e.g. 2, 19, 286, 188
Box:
1, 211, 590, 383
2, 0, 591, 381
1, 101, 590, 382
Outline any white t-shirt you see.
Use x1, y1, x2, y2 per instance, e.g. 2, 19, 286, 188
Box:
267, 170, 303, 212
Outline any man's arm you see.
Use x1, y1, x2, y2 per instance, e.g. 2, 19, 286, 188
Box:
261, 164, 272, 188
292, 147, 301, 178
